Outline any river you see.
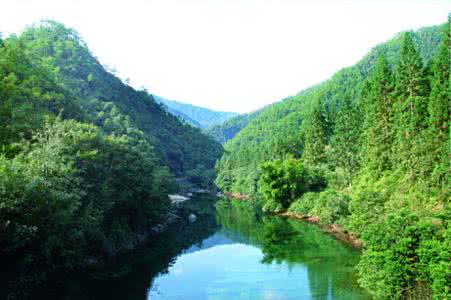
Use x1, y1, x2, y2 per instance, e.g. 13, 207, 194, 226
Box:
1, 195, 370, 300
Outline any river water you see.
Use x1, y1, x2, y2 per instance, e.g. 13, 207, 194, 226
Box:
1, 196, 371, 300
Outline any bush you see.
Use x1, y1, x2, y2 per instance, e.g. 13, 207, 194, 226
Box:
258, 157, 326, 213
288, 190, 349, 224
357, 208, 450, 299
312, 190, 350, 224
262, 199, 285, 214
416, 220, 450, 299
346, 190, 388, 236
288, 192, 318, 215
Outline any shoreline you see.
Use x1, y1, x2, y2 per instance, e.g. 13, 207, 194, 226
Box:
221, 196, 363, 249
277, 211, 363, 249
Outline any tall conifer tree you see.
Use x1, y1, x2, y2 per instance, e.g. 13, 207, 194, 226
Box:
302, 97, 327, 167
425, 23, 450, 185
393, 32, 428, 175
361, 54, 395, 175
331, 96, 362, 186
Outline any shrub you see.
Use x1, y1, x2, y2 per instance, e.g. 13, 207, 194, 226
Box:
258, 157, 326, 213
288, 189, 350, 224
288, 192, 318, 215
357, 208, 450, 299
312, 190, 350, 224
262, 199, 285, 214
346, 190, 388, 236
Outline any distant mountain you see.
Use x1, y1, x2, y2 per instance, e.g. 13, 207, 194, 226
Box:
153, 96, 238, 128
206, 109, 263, 144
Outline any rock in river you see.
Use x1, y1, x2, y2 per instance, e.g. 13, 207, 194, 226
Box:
188, 213, 197, 223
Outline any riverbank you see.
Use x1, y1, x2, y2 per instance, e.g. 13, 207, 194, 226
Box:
221, 196, 363, 249
277, 211, 363, 249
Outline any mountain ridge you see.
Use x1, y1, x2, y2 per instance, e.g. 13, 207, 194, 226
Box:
154, 95, 238, 128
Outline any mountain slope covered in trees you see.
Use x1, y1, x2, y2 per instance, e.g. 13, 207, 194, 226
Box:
153, 96, 202, 127
206, 109, 263, 144
0, 20, 222, 294
216, 21, 450, 299
15, 22, 223, 177
153, 95, 238, 128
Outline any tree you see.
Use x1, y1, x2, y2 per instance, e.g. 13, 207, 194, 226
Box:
302, 97, 327, 167
361, 54, 395, 176
331, 95, 362, 186
393, 32, 429, 176
258, 157, 325, 212
425, 24, 450, 186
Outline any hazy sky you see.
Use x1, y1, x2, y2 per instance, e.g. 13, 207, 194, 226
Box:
1, 0, 449, 113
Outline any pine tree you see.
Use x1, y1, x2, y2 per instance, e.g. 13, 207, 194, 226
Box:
393, 32, 429, 176
302, 97, 327, 167
425, 24, 450, 185
331, 95, 362, 186
361, 54, 395, 176
428, 25, 450, 142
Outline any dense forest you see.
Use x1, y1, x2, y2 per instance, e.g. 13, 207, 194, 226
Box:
1, 14, 449, 300
206, 109, 263, 144
153, 95, 238, 129
0, 20, 222, 289
215, 21, 450, 299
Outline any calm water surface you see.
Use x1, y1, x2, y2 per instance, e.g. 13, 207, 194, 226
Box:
1, 196, 371, 300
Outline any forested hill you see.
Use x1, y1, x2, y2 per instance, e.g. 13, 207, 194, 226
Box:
14, 21, 223, 177
215, 20, 450, 299
153, 95, 238, 128
0, 20, 222, 287
153, 96, 202, 127
216, 23, 446, 195
206, 109, 263, 144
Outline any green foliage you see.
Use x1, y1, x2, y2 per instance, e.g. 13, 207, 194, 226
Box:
17, 21, 222, 177
360, 54, 395, 176
289, 190, 350, 224
258, 157, 325, 212
312, 190, 350, 224
0, 36, 81, 152
206, 109, 263, 144
358, 209, 450, 299
301, 97, 327, 167
329, 97, 362, 186
0, 20, 221, 284
392, 32, 430, 178
0, 118, 174, 270
215, 21, 450, 299
288, 192, 318, 215
216, 23, 446, 197
346, 190, 388, 236
425, 26, 450, 187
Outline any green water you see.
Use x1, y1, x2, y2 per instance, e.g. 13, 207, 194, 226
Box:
1, 197, 370, 299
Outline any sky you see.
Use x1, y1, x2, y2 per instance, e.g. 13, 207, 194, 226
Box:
1, 0, 450, 113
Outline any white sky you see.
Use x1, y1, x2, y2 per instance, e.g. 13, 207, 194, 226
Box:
1, 0, 450, 113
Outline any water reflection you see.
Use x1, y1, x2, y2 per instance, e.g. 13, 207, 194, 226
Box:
147, 199, 369, 299
215, 200, 369, 300
0, 196, 370, 299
